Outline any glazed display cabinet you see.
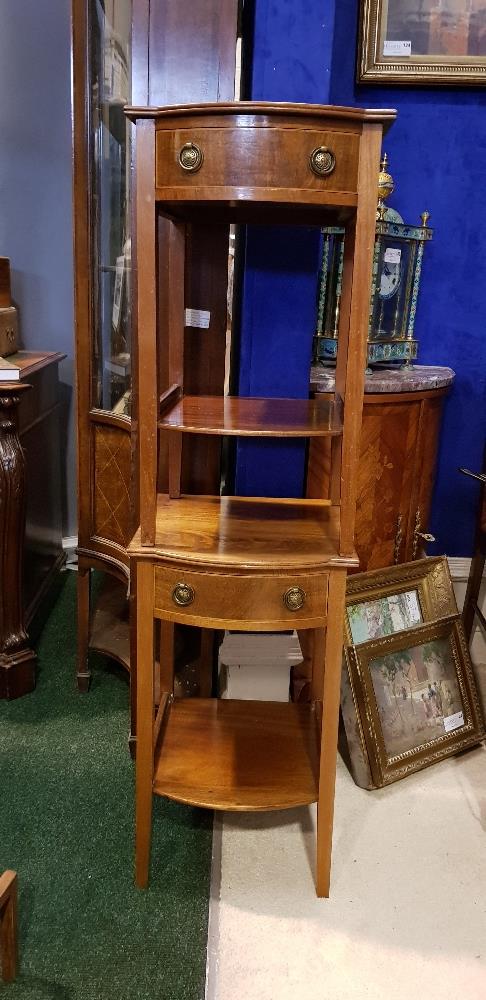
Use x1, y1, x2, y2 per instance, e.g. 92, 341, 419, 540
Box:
72, 0, 240, 736
72, 0, 134, 710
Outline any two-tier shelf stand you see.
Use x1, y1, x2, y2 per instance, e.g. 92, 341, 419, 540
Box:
127, 101, 395, 897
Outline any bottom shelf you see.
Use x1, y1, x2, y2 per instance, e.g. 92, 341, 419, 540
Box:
89, 575, 131, 671
153, 698, 320, 811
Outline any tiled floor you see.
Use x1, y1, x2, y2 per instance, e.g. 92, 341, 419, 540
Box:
207, 744, 486, 1000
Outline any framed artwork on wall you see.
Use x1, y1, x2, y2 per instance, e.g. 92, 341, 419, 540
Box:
345, 616, 484, 786
357, 0, 486, 85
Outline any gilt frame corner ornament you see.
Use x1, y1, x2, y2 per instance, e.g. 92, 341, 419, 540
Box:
357, 0, 486, 86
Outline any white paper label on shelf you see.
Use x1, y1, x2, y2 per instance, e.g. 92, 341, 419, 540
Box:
443, 710, 464, 733
185, 308, 210, 329
383, 40, 411, 57
384, 247, 402, 264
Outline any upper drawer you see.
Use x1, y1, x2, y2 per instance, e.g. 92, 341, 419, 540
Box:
155, 126, 359, 199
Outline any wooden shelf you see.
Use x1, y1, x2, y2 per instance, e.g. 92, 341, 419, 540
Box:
153, 698, 320, 810
89, 576, 130, 671
129, 494, 358, 571
154, 199, 357, 227
158, 395, 342, 437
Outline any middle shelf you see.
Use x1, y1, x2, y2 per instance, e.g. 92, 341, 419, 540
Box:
158, 394, 343, 437
129, 493, 358, 571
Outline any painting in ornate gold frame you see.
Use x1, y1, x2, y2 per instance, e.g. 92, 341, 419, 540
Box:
358, 0, 486, 85
346, 616, 484, 787
339, 557, 484, 788
344, 556, 457, 647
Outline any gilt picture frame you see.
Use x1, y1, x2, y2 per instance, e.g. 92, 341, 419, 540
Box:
340, 558, 483, 789
344, 556, 457, 646
345, 616, 484, 786
357, 0, 486, 85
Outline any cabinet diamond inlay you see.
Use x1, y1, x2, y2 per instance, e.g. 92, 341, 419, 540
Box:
94, 426, 131, 546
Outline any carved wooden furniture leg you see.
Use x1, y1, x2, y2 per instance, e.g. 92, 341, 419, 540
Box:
316, 571, 347, 898
0, 870, 18, 982
135, 560, 155, 888
0, 385, 37, 700
76, 560, 91, 692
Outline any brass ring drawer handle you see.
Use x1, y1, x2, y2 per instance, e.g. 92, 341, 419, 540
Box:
283, 587, 306, 611
178, 142, 204, 172
172, 582, 195, 606
309, 146, 335, 177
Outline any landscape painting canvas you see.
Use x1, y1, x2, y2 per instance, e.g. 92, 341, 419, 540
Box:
347, 590, 422, 645
369, 636, 463, 757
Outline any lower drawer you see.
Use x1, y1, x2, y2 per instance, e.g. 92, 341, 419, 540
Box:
153, 566, 328, 630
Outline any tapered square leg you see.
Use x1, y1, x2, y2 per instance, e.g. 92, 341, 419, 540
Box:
315, 570, 347, 898
76, 563, 91, 692
135, 560, 155, 889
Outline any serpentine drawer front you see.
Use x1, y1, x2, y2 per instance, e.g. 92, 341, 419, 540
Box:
155, 127, 359, 198
153, 565, 329, 629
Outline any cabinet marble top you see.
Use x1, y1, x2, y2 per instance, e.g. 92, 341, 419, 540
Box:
310, 364, 455, 395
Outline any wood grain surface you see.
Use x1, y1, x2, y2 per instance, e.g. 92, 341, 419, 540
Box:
155, 125, 360, 197
153, 564, 328, 630
126, 101, 397, 124
129, 493, 357, 571
153, 698, 320, 810
130, 100, 395, 898
0, 870, 17, 982
159, 394, 343, 437
308, 388, 449, 570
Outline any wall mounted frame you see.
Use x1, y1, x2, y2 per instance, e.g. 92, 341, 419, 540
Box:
358, 0, 486, 85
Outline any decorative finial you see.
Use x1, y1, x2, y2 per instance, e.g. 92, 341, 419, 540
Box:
377, 152, 394, 220
421, 211, 430, 227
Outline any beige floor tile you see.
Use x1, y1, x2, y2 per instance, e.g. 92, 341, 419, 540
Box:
207, 746, 486, 1000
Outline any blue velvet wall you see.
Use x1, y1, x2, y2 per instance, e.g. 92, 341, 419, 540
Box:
330, 0, 486, 557
237, 0, 486, 556
235, 1, 334, 498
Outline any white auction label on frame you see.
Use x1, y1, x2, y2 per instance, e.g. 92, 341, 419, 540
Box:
443, 710, 464, 733
185, 308, 210, 329
384, 247, 402, 264
383, 40, 412, 57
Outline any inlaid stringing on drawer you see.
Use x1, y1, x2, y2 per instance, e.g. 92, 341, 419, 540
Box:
153, 565, 329, 629
155, 127, 359, 195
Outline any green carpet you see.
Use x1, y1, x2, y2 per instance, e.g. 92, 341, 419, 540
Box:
0, 573, 213, 999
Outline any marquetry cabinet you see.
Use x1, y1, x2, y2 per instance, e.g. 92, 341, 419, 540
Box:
309, 365, 453, 570
127, 101, 396, 897
71, 0, 239, 733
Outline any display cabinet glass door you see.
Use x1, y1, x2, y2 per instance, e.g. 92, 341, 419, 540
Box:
89, 0, 132, 417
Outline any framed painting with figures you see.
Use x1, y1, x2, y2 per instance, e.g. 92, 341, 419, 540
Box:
357, 0, 486, 85
346, 616, 484, 785
340, 557, 484, 788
